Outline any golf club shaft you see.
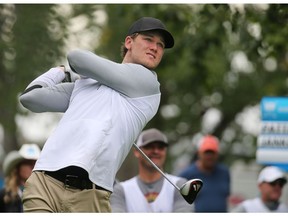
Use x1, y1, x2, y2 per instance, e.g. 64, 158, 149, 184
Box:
133, 143, 180, 191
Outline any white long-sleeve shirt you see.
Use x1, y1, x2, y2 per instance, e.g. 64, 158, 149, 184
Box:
19, 50, 161, 192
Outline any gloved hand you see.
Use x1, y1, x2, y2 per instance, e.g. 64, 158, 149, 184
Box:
63, 69, 81, 82
58, 65, 79, 82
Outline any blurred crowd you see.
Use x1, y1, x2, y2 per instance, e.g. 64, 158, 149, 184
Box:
0, 144, 40, 212
0, 132, 287, 212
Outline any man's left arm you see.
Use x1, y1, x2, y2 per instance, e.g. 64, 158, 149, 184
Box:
67, 49, 160, 98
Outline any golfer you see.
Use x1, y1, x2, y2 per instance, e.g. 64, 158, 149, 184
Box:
19, 17, 174, 212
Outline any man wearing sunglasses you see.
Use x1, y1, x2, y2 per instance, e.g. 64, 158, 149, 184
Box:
232, 166, 288, 212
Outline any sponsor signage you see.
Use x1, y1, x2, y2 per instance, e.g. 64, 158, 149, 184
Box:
257, 97, 288, 171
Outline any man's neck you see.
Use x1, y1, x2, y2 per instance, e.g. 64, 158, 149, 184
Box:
196, 160, 214, 173
138, 167, 163, 183
262, 198, 280, 211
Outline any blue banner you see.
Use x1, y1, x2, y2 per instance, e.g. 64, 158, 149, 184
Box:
261, 97, 288, 121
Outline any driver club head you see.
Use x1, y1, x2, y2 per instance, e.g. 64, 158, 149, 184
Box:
179, 178, 203, 204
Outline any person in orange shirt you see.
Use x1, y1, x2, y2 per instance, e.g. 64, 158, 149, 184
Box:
179, 135, 230, 212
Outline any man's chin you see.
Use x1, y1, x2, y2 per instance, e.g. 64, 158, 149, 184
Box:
141, 62, 158, 70
150, 160, 162, 167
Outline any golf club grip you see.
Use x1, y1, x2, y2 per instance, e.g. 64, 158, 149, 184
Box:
133, 143, 180, 191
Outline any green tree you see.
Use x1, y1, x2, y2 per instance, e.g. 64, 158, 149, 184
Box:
0, 4, 62, 154
0, 4, 287, 178
97, 4, 288, 177
0, 4, 103, 155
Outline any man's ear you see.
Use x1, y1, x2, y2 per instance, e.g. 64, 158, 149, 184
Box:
124, 36, 133, 50
133, 148, 141, 159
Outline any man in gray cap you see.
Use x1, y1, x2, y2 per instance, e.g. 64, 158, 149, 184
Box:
232, 166, 288, 212
110, 128, 193, 212
19, 17, 174, 212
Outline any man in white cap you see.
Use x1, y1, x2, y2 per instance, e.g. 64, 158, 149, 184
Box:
232, 166, 288, 212
110, 128, 193, 212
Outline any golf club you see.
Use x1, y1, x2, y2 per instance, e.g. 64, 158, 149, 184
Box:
133, 143, 203, 204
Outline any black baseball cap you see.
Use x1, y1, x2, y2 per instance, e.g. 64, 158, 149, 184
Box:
127, 17, 174, 49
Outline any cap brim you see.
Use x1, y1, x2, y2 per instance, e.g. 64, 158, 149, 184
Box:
139, 140, 168, 148
4, 156, 24, 176
134, 28, 174, 49
199, 149, 219, 153
266, 176, 287, 183
157, 29, 174, 48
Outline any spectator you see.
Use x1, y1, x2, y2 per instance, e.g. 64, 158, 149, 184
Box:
179, 135, 230, 212
0, 144, 41, 212
232, 166, 288, 212
110, 128, 193, 212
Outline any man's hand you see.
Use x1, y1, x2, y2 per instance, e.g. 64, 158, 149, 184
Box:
59, 65, 65, 72
59, 65, 80, 82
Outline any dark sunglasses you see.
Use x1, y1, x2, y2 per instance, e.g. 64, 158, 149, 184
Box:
268, 179, 287, 187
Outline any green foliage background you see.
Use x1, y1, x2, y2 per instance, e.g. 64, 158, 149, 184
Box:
0, 4, 287, 178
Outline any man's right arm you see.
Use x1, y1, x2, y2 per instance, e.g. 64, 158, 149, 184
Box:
110, 183, 127, 212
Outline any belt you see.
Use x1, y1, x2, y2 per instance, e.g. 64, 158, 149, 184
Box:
42, 166, 107, 191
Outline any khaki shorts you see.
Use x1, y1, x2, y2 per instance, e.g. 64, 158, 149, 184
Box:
22, 171, 111, 212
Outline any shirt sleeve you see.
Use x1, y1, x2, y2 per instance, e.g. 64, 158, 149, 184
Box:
67, 49, 160, 98
173, 178, 195, 212
110, 183, 127, 212
19, 67, 74, 113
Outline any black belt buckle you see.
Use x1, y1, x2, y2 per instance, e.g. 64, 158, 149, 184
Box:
64, 175, 79, 189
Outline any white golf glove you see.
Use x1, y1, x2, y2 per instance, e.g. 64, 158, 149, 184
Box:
64, 69, 81, 82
